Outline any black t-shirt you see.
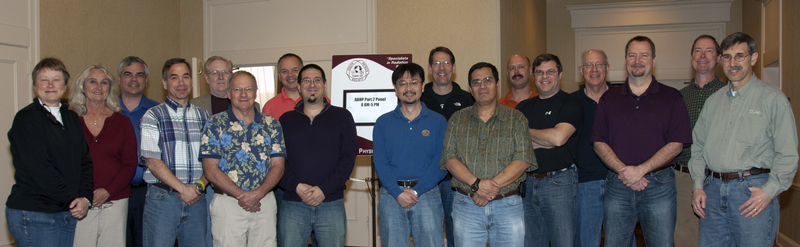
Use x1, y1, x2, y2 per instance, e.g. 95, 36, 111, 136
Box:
515, 90, 583, 173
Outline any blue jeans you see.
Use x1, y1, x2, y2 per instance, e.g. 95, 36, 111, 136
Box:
699, 173, 779, 247
379, 186, 444, 247
438, 179, 455, 247
452, 192, 524, 247
523, 165, 577, 247
143, 185, 208, 247
278, 199, 346, 247
6, 208, 76, 247
604, 168, 676, 247
127, 185, 147, 247
576, 180, 636, 247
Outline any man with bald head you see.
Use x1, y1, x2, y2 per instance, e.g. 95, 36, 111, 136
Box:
499, 54, 537, 108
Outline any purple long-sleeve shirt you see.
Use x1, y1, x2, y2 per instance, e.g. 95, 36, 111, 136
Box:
279, 100, 357, 202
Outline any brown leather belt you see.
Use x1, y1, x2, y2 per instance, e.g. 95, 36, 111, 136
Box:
711, 168, 770, 181
454, 187, 520, 201
674, 165, 690, 173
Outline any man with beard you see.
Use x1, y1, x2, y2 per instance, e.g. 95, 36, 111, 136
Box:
420, 46, 474, 247
117, 56, 160, 247
592, 36, 692, 247
500, 54, 537, 108
441, 62, 535, 247
278, 64, 357, 247
516, 54, 582, 247
673, 34, 727, 246
374, 63, 447, 246
690, 32, 797, 247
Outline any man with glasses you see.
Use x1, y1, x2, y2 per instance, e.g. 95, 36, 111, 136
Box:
117, 56, 161, 247
689, 32, 797, 246
420, 46, 474, 247
515, 54, 582, 247
374, 63, 448, 246
193, 56, 234, 115
673, 34, 727, 246
592, 36, 692, 247
441, 62, 536, 247
200, 71, 285, 246
500, 54, 538, 108
278, 64, 357, 247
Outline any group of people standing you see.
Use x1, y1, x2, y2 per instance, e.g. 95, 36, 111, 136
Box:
5, 31, 796, 247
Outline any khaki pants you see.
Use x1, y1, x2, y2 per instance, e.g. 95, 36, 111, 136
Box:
74, 198, 128, 247
210, 191, 277, 247
675, 170, 700, 247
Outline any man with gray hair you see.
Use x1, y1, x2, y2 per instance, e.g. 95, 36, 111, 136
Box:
690, 32, 798, 246
201, 71, 286, 246
117, 56, 160, 247
192, 56, 235, 115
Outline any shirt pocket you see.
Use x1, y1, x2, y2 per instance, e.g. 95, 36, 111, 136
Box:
735, 112, 768, 145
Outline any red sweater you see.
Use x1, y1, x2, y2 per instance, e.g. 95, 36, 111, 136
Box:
81, 112, 138, 200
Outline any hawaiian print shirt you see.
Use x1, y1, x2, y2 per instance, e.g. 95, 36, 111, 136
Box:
199, 107, 286, 191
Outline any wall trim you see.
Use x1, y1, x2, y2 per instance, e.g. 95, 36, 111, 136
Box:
566, 0, 734, 29
777, 232, 800, 247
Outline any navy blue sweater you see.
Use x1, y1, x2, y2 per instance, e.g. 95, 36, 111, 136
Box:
279, 101, 357, 202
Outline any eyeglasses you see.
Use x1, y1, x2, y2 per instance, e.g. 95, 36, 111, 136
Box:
209, 70, 230, 77
431, 61, 452, 67
470, 77, 496, 86
302, 78, 324, 85
396, 80, 421, 87
534, 70, 558, 76
582, 62, 607, 69
231, 87, 255, 94
721, 53, 750, 62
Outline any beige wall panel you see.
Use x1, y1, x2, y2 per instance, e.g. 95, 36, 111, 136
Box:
547, 0, 742, 93
500, 0, 546, 95
182, 0, 208, 98
40, 0, 185, 103
376, 0, 500, 90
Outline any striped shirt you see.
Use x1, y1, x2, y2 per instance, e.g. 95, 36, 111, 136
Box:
141, 97, 210, 184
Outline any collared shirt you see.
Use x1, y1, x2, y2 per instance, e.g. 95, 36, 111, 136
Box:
199, 106, 286, 191
420, 82, 474, 120
119, 94, 160, 184
374, 102, 448, 199
591, 76, 692, 167
689, 74, 798, 198
498, 88, 538, 108
262, 88, 301, 120
573, 83, 613, 182
676, 76, 727, 167
516, 90, 583, 173
141, 97, 210, 184
439, 104, 537, 194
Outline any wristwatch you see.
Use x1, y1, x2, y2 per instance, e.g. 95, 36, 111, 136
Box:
470, 178, 481, 193
195, 183, 204, 193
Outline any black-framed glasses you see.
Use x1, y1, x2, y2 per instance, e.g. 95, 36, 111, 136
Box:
470, 77, 496, 86
721, 53, 750, 62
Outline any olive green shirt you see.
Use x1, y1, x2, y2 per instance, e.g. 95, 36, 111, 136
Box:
676, 76, 726, 167
689, 74, 798, 198
439, 104, 537, 194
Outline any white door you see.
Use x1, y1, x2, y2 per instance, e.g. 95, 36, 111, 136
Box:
344, 157, 374, 246
0, 0, 39, 245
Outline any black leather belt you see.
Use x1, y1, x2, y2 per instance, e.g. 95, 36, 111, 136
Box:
397, 180, 419, 187
150, 183, 206, 193
454, 187, 520, 201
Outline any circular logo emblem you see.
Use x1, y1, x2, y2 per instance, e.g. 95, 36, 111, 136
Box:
346, 60, 370, 82
421, 129, 430, 137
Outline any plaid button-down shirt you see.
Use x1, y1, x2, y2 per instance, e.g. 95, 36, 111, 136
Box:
141, 97, 210, 184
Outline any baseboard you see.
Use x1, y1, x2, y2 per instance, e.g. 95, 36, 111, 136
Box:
777, 232, 800, 247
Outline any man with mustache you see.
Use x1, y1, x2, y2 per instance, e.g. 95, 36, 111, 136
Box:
673, 34, 727, 246
592, 36, 692, 247
689, 32, 798, 247
516, 54, 582, 247
420, 46, 474, 247
277, 64, 357, 247
374, 63, 447, 246
500, 54, 538, 108
441, 62, 536, 247
140, 58, 211, 246
117, 56, 160, 247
